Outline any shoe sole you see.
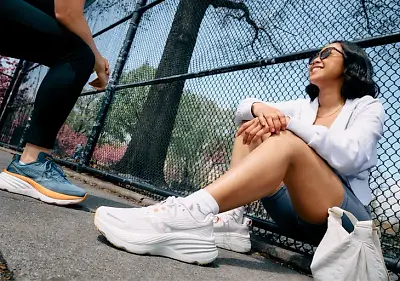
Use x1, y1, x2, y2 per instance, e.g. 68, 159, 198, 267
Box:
94, 210, 218, 265
215, 232, 251, 253
0, 170, 86, 205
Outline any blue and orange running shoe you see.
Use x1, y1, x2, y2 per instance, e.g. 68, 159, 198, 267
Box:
0, 152, 87, 205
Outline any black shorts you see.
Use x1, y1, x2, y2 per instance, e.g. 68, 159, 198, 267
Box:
260, 176, 371, 245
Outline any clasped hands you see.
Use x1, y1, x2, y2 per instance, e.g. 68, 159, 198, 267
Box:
237, 102, 290, 145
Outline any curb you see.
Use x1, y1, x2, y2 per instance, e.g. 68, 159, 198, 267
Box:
250, 235, 312, 275
63, 168, 158, 206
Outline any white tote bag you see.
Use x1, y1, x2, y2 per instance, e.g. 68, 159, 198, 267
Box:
310, 206, 390, 281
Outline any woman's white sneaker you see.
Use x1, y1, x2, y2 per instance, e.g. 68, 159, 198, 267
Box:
213, 210, 252, 253
94, 197, 218, 265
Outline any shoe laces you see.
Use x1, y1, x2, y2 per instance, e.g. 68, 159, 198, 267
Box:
214, 212, 236, 224
214, 210, 251, 226
44, 158, 68, 181
147, 196, 188, 214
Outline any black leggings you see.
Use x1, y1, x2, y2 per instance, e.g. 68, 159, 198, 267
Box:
0, 0, 95, 148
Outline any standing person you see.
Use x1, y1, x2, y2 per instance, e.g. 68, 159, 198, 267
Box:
95, 41, 385, 264
0, 0, 109, 205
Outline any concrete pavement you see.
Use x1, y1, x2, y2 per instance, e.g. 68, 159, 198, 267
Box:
0, 150, 311, 281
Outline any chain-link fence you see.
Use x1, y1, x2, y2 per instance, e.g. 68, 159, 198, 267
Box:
0, 57, 22, 142
0, 0, 399, 275
0, 57, 18, 106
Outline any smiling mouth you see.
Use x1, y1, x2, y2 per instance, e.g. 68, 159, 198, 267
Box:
311, 66, 323, 72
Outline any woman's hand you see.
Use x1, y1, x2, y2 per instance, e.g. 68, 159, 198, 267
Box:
89, 56, 110, 90
237, 118, 272, 145
237, 115, 291, 145
251, 102, 287, 134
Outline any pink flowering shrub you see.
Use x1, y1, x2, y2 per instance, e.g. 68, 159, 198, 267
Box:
0, 56, 17, 102
0, 111, 28, 144
56, 124, 88, 156
92, 144, 127, 165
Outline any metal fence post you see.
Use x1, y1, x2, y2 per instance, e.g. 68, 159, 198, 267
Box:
80, 0, 148, 167
0, 60, 26, 131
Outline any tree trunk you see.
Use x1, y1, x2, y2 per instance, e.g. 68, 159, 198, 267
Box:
115, 0, 212, 185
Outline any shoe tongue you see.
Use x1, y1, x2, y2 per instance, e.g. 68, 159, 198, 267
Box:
228, 207, 245, 223
37, 152, 53, 163
234, 211, 244, 223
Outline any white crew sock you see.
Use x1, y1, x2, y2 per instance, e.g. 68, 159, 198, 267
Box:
19, 160, 27, 165
183, 189, 219, 221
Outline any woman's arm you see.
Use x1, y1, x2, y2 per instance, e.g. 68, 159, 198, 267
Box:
55, 0, 109, 89
287, 98, 385, 175
234, 97, 305, 126
54, 0, 100, 58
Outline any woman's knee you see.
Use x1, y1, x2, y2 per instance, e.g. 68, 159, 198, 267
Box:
234, 133, 262, 150
261, 130, 306, 155
60, 33, 95, 75
274, 130, 300, 141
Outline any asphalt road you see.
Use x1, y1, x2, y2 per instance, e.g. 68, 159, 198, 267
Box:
0, 150, 311, 281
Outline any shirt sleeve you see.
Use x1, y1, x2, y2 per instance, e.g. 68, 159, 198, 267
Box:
234, 98, 305, 125
287, 99, 385, 175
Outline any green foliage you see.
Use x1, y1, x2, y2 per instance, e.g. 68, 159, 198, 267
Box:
99, 63, 156, 144
66, 94, 102, 136
166, 91, 235, 188
169, 92, 234, 164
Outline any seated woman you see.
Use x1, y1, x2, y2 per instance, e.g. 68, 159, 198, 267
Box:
94, 41, 385, 265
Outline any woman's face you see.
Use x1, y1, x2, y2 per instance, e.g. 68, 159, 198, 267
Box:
309, 42, 345, 86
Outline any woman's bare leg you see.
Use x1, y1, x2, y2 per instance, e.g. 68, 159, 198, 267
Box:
20, 143, 51, 163
228, 133, 283, 202
230, 132, 273, 167
216, 133, 281, 225
230, 135, 259, 168
205, 131, 344, 224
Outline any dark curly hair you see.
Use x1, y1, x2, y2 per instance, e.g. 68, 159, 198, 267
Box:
306, 41, 379, 101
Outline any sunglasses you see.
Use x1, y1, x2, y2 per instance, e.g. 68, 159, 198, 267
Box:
308, 47, 345, 65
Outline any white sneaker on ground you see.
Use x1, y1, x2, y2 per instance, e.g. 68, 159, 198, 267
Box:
94, 197, 218, 265
213, 208, 252, 253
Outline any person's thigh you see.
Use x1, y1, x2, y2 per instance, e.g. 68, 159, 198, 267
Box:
296, 181, 371, 242
271, 131, 345, 224
0, 0, 86, 66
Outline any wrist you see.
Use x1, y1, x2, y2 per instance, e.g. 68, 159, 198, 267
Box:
251, 102, 261, 117
94, 51, 103, 62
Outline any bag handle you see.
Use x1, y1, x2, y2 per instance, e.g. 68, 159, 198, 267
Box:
328, 206, 359, 226
329, 207, 381, 237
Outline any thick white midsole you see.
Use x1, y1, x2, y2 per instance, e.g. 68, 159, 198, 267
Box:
0, 171, 85, 205
214, 232, 251, 253
94, 212, 218, 264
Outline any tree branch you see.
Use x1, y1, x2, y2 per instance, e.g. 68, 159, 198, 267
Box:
211, 0, 280, 54
361, 0, 372, 35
